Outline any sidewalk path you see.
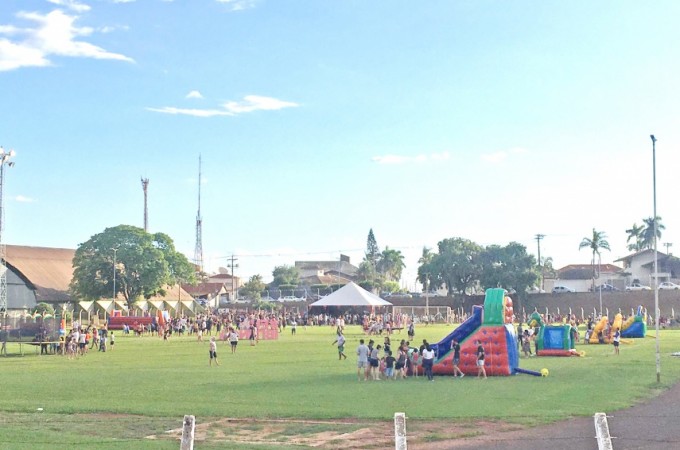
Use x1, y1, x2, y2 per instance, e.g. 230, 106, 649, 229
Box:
424, 381, 680, 449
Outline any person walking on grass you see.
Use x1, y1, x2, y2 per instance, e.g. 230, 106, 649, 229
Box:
613, 327, 621, 355
249, 322, 257, 346
476, 339, 487, 379
229, 328, 239, 353
209, 337, 220, 366
450, 339, 464, 378
356, 339, 370, 381
332, 330, 347, 360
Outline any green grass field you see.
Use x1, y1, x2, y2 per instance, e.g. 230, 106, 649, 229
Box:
1, 324, 679, 449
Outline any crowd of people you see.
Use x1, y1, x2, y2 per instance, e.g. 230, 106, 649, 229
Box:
34, 321, 115, 358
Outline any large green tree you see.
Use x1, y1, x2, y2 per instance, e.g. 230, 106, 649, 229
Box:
479, 243, 537, 292
377, 247, 406, 282
70, 225, 196, 309
430, 237, 483, 295
270, 265, 300, 288
240, 274, 266, 301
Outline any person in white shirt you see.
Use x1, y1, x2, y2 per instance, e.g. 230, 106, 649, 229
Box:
422, 343, 435, 381
332, 331, 347, 360
356, 339, 370, 381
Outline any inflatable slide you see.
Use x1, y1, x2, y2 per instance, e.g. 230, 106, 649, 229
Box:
527, 311, 580, 356
621, 306, 647, 338
431, 288, 520, 376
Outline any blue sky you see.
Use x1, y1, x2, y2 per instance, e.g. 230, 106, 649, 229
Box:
2, 0, 680, 286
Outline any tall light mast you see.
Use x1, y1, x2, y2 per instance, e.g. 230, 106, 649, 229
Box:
0, 147, 16, 319
141, 177, 149, 232
193, 155, 204, 276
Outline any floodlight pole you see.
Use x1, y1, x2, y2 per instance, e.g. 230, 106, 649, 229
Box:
0, 147, 15, 330
651, 134, 660, 383
112, 247, 118, 302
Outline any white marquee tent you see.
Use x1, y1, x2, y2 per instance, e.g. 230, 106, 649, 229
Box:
309, 282, 393, 307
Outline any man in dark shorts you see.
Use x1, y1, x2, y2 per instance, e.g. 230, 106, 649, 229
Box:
613, 327, 620, 355
450, 339, 464, 378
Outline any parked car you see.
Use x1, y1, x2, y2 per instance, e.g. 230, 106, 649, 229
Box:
552, 286, 575, 294
280, 295, 306, 302
526, 286, 545, 294
625, 283, 651, 291
658, 281, 680, 290
589, 284, 619, 292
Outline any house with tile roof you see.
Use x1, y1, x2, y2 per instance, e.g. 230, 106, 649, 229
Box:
295, 254, 358, 290
548, 263, 625, 292
615, 249, 680, 285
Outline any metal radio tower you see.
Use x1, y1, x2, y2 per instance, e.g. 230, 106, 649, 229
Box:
0, 147, 15, 318
193, 155, 204, 275
141, 177, 149, 232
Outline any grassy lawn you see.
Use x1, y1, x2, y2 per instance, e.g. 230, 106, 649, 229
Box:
1, 323, 679, 449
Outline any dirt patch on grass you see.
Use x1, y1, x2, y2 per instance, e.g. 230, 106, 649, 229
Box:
154, 417, 527, 449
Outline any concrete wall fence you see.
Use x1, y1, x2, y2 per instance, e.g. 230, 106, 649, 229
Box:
388, 291, 680, 320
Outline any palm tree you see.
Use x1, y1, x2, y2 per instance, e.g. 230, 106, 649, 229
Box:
641, 216, 665, 250
377, 247, 406, 282
417, 247, 434, 288
579, 228, 611, 288
625, 223, 645, 252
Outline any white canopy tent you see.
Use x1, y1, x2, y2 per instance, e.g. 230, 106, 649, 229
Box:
309, 282, 392, 307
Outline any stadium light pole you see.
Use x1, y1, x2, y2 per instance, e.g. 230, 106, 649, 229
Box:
0, 147, 15, 338
651, 134, 660, 383
112, 247, 118, 303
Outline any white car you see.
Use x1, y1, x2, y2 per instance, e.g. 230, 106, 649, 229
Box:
552, 286, 575, 294
658, 281, 680, 290
625, 283, 651, 291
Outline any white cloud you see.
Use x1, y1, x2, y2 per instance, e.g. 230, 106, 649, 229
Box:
0, 39, 50, 71
186, 90, 204, 99
481, 147, 529, 164
372, 151, 450, 165
148, 95, 298, 117
15, 195, 35, 203
146, 106, 234, 118
0, 9, 133, 71
216, 0, 256, 12
223, 95, 299, 113
47, 0, 91, 13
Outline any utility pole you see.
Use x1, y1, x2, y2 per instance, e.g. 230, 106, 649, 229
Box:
664, 242, 672, 255
651, 134, 660, 383
535, 234, 545, 290
228, 255, 239, 302
193, 155, 204, 277
141, 177, 149, 232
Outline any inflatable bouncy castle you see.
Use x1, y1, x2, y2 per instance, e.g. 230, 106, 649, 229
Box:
621, 306, 647, 338
527, 312, 580, 357
431, 288, 519, 376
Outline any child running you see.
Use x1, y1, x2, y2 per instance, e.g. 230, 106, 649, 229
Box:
332, 330, 347, 360
209, 337, 220, 366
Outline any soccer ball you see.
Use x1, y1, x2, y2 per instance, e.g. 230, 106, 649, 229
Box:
540, 368, 549, 377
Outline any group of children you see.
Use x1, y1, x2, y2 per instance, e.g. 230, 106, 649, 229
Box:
62, 325, 114, 359
351, 335, 448, 381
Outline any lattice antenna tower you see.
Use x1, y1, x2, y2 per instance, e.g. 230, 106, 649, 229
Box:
141, 177, 149, 232
193, 155, 204, 275
0, 147, 15, 317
